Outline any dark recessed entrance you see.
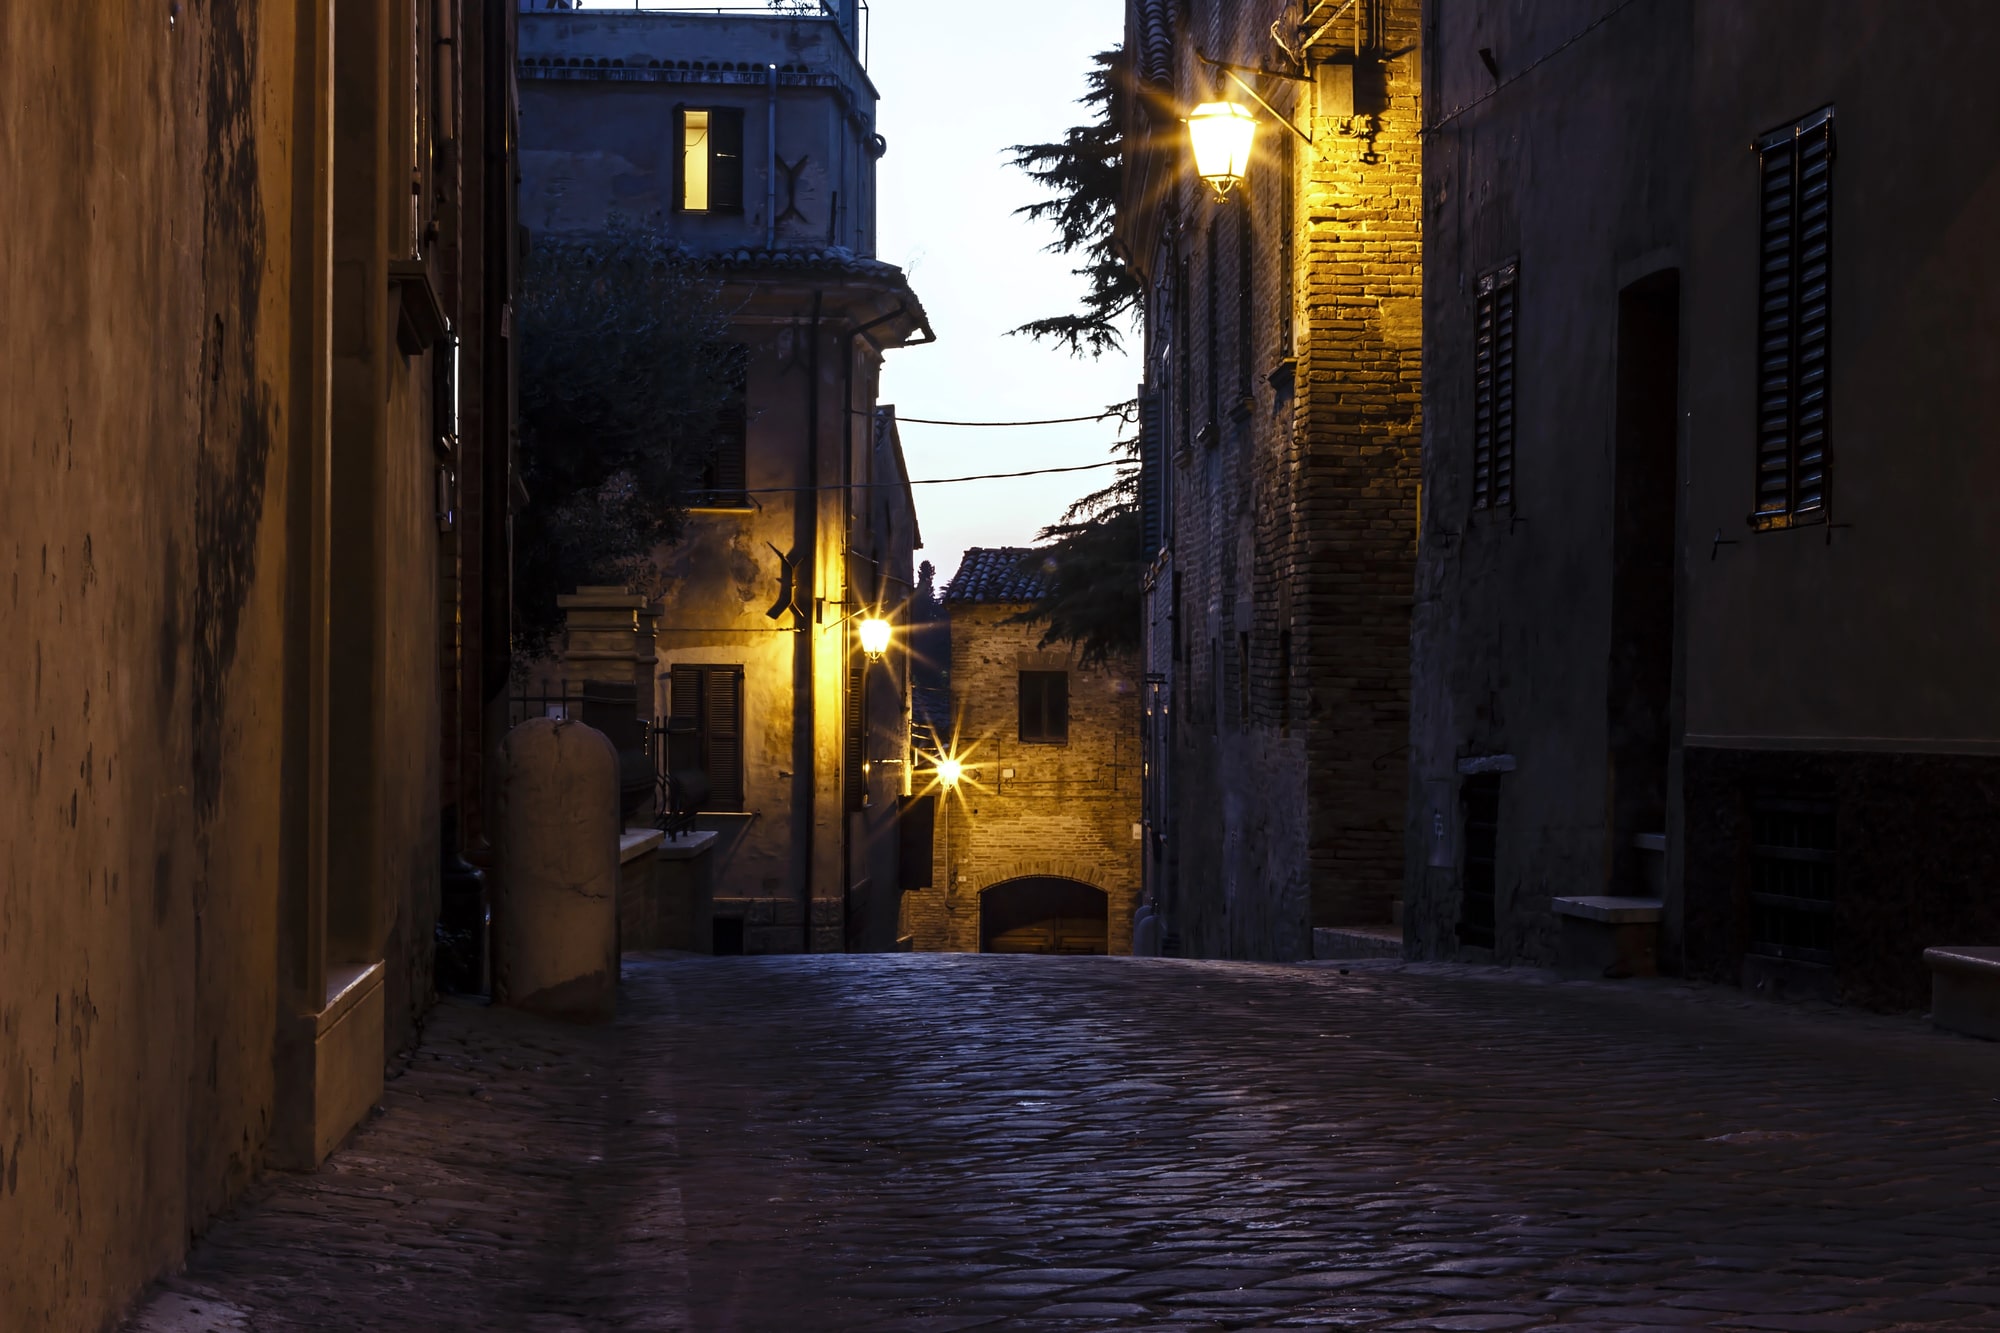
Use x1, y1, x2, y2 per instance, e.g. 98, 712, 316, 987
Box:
979, 877, 1108, 955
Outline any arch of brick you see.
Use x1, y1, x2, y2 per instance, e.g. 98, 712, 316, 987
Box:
972, 861, 1112, 898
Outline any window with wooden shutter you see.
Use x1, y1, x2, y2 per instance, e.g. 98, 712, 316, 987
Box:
845, 659, 867, 812
677, 106, 745, 214
1473, 261, 1517, 512
1753, 108, 1834, 527
667, 665, 744, 810
697, 343, 749, 507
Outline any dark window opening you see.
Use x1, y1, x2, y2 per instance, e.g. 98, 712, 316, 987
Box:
667, 664, 744, 810
1458, 773, 1501, 949
1753, 108, 1834, 526
1473, 262, 1517, 511
1236, 192, 1253, 407
696, 342, 750, 505
1018, 670, 1069, 744
1747, 795, 1836, 966
1204, 222, 1220, 441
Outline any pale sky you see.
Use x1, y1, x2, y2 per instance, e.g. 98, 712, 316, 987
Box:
572, 0, 1136, 592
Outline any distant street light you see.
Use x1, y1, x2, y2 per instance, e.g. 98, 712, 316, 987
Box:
859, 615, 893, 661
1187, 100, 1257, 199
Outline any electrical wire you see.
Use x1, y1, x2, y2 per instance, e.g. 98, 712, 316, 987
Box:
733, 459, 1135, 495
854, 408, 1137, 428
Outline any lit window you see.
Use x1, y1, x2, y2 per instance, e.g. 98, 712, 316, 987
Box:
682, 110, 710, 211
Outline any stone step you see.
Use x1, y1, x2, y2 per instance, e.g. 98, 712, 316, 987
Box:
1312, 925, 1403, 961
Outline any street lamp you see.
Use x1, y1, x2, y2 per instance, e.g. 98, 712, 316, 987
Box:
933, 756, 964, 789
858, 615, 892, 662
1187, 100, 1257, 199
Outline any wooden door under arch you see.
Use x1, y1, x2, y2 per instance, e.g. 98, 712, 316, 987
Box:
980, 877, 1108, 955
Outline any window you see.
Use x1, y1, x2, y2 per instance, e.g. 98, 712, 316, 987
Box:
1754, 108, 1834, 526
1018, 671, 1069, 744
845, 660, 867, 812
667, 665, 744, 809
678, 106, 744, 213
696, 343, 749, 505
1747, 795, 1836, 966
1473, 262, 1517, 511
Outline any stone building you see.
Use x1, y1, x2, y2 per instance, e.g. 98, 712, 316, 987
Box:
1119, 0, 1425, 959
901, 550, 1143, 955
1410, 1, 2000, 1009
0, 2, 519, 1327
517, 5, 931, 953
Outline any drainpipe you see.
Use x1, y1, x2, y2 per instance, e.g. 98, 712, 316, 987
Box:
766, 64, 779, 251
796, 292, 824, 951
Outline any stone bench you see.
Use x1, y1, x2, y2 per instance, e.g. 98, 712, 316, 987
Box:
1552, 896, 1663, 980
1924, 946, 2000, 1041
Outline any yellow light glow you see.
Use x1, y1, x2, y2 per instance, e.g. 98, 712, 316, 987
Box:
683, 110, 711, 211
1187, 100, 1256, 198
934, 757, 964, 788
858, 616, 892, 659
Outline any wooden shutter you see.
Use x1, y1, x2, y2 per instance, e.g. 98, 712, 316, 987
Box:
1139, 389, 1162, 557
702, 343, 749, 499
845, 660, 866, 813
1474, 262, 1517, 511
710, 107, 745, 212
1755, 109, 1834, 522
702, 666, 743, 809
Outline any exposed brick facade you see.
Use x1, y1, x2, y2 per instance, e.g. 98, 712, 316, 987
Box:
1122, 0, 1423, 959
902, 584, 1143, 954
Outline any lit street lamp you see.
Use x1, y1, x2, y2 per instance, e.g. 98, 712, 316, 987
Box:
1187, 100, 1257, 199
933, 756, 964, 789
858, 615, 893, 661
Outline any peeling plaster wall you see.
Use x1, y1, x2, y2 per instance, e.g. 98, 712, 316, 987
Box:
0, 2, 454, 1325
0, 3, 297, 1326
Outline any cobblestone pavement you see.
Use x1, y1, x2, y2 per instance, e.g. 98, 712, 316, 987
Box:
131, 956, 2000, 1332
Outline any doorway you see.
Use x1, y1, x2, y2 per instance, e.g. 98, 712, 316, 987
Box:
979, 878, 1108, 955
1606, 271, 1681, 896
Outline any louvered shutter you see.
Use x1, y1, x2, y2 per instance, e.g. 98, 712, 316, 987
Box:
1138, 388, 1162, 557
845, 660, 866, 813
702, 344, 749, 499
1755, 109, 1834, 521
703, 667, 743, 809
1474, 262, 1517, 511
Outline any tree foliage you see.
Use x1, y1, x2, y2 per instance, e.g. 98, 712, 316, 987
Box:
1007, 49, 1140, 359
1008, 412, 1144, 667
515, 228, 736, 657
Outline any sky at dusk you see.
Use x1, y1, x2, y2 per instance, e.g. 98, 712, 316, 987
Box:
574, 0, 1136, 594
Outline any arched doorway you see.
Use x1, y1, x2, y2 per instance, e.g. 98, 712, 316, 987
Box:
979, 878, 1108, 955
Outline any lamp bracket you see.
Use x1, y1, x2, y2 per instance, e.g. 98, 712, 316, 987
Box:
1195, 56, 1316, 150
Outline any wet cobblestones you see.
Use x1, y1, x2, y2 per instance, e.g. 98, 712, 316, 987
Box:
131, 956, 2000, 1331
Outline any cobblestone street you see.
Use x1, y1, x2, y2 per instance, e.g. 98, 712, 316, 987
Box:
131, 956, 2000, 1332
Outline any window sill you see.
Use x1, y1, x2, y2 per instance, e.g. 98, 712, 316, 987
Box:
689, 494, 756, 513
1748, 508, 1827, 533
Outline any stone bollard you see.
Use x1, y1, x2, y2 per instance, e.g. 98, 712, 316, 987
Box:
494, 717, 620, 1022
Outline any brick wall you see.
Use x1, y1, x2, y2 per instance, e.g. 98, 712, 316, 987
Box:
903, 604, 1143, 953
1128, 0, 1423, 959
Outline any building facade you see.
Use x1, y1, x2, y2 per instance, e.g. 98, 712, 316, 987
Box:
1120, 0, 1425, 959
1411, 1, 2000, 1008
0, 2, 518, 1326
517, 5, 931, 953
902, 550, 1144, 955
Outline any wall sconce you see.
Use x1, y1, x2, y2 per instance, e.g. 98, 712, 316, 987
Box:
933, 756, 964, 789
858, 616, 893, 661
1187, 101, 1258, 199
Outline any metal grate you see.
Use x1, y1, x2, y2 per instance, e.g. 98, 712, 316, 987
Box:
1753, 108, 1834, 525
1473, 263, 1517, 510
1747, 795, 1836, 965
1458, 773, 1500, 948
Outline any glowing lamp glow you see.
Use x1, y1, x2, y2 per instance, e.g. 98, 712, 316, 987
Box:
934, 757, 964, 788
858, 616, 893, 661
1187, 101, 1257, 199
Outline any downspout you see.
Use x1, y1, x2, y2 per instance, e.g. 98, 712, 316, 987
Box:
766, 64, 779, 251
796, 291, 824, 951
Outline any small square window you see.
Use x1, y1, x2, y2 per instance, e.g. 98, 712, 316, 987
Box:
1018, 671, 1069, 744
